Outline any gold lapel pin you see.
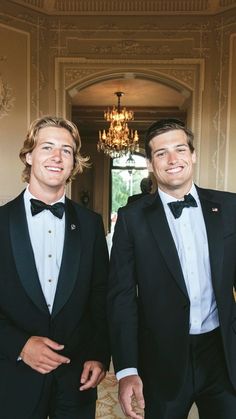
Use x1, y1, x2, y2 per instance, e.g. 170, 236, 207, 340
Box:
211, 208, 218, 212
70, 224, 76, 230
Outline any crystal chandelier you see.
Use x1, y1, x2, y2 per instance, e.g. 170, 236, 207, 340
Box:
97, 91, 139, 158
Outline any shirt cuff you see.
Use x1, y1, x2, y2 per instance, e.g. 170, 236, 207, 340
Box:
116, 368, 138, 381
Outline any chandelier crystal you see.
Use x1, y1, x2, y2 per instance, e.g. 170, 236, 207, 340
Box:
97, 91, 139, 158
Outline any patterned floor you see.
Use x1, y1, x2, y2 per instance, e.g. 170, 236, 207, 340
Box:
96, 372, 199, 419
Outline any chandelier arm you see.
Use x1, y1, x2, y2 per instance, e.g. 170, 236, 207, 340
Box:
97, 91, 139, 158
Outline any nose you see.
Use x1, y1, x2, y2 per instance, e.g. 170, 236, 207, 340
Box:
168, 151, 178, 164
51, 148, 62, 161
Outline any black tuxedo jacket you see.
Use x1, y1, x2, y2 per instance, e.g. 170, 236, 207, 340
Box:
127, 192, 149, 204
0, 191, 110, 417
108, 186, 236, 400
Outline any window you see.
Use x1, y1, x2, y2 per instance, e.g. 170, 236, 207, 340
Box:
110, 153, 149, 229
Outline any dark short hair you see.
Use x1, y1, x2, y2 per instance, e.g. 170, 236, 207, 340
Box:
145, 118, 194, 160
140, 177, 152, 194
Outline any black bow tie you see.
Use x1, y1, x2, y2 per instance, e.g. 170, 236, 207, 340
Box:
167, 194, 197, 219
30, 198, 65, 219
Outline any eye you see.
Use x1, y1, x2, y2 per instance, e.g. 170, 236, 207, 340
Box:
63, 148, 72, 155
42, 146, 52, 151
156, 151, 166, 159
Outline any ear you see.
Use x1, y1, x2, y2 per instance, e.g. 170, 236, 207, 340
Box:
26, 152, 32, 165
192, 150, 196, 164
146, 158, 153, 173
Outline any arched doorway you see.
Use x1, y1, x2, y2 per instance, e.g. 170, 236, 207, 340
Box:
55, 59, 203, 231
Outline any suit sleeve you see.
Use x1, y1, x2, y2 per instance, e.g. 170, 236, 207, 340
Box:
0, 310, 30, 362
0, 206, 31, 362
107, 208, 139, 373
87, 214, 110, 369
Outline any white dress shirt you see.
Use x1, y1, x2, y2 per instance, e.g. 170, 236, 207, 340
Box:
24, 187, 65, 313
116, 184, 219, 381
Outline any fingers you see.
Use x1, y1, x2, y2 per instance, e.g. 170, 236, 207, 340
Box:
40, 343, 70, 366
20, 336, 70, 374
80, 361, 105, 390
42, 337, 65, 351
119, 375, 145, 419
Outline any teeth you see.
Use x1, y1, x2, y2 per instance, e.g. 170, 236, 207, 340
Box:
46, 167, 62, 172
167, 167, 182, 173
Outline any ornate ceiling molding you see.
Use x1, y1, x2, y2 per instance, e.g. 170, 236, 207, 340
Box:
9, 0, 236, 15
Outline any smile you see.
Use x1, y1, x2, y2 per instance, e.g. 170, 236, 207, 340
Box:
166, 166, 183, 174
45, 166, 63, 172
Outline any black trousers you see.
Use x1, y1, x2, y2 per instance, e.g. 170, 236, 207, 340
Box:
30, 370, 97, 419
144, 328, 236, 419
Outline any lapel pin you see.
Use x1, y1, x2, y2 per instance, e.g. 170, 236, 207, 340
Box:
70, 224, 76, 230
211, 207, 219, 212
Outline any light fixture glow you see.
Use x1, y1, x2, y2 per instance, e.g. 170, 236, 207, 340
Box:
97, 91, 139, 158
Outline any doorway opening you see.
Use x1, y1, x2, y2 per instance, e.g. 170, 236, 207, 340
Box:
110, 152, 149, 234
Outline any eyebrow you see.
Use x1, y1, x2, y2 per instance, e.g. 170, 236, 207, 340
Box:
40, 141, 74, 150
153, 144, 189, 153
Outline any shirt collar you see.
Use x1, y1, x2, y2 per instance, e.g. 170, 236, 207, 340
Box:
158, 183, 199, 206
24, 185, 65, 214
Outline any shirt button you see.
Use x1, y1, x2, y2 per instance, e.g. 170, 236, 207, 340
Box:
47, 304, 51, 308
48, 279, 52, 283
48, 230, 52, 234
48, 254, 52, 258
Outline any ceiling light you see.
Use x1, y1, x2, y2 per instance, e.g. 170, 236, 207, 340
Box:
97, 91, 139, 158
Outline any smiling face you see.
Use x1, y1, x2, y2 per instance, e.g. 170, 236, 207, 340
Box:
149, 129, 196, 198
26, 126, 75, 202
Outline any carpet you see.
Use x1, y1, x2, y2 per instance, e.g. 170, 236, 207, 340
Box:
96, 372, 199, 418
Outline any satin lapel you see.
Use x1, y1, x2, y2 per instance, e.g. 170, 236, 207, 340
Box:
144, 193, 188, 298
9, 193, 49, 314
52, 199, 81, 318
197, 188, 223, 293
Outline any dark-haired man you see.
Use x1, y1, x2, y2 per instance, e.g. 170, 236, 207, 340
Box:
0, 116, 110, 419
127, 177, 153, 204
108, 119, 236, 418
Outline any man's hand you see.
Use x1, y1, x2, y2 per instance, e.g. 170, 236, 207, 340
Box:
79, 360, 106, 390
119, 375, 145, 419
20, 336, 70, 374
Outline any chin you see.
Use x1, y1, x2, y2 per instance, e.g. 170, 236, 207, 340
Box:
47, 181, 64, 188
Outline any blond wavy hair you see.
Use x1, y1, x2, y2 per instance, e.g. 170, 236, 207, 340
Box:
19, 115, 90, 183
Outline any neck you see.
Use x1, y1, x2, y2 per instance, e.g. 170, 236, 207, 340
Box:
159, 183, 193, 200
28, 185, 65, 204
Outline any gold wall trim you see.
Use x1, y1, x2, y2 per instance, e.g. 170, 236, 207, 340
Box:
225, 33, 236, 191
10, 0, 236, 15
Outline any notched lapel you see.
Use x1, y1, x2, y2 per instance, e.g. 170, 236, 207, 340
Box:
144, 194, 188, 298
10, 195, 49, 314
52, 199, 81, 318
